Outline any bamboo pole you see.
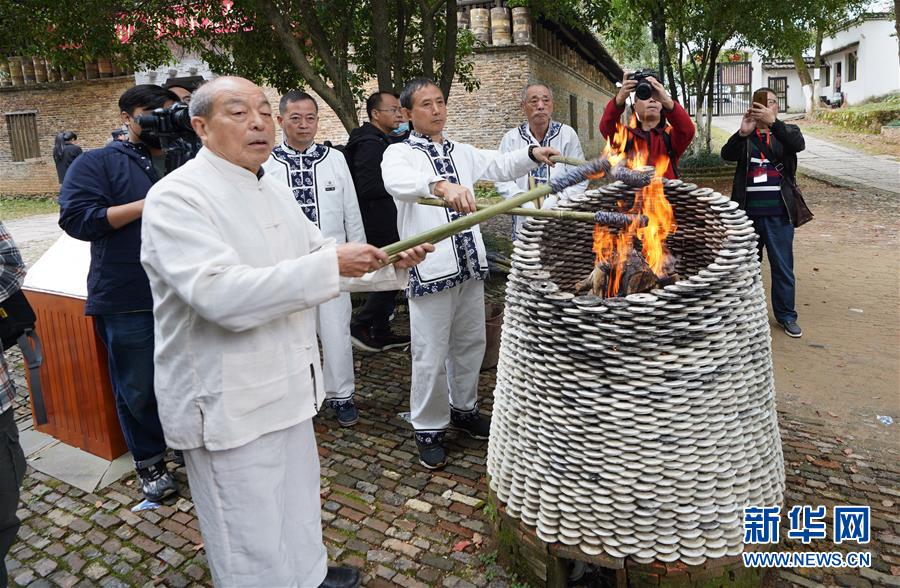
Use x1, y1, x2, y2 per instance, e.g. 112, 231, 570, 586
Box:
415, 198, 648, 227
380, 156, 653, 263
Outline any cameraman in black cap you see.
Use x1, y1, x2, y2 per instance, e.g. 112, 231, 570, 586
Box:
59, 84, 181, 503
599, 70, 694, 179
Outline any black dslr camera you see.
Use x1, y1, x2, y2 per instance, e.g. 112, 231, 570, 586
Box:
135, 103, 202, 173
628, 69, 659, 101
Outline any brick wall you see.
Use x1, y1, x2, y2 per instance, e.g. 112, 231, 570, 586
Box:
0, 77, 135, 196
1, 44, 616, 196
308, 45, 614, 154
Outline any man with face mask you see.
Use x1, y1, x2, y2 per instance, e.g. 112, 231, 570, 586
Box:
599, 70, 695, 179
58, 84, 181, 502
344, 91, 413, 352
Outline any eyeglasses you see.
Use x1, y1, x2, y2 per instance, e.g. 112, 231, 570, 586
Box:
376, 107, 402, 115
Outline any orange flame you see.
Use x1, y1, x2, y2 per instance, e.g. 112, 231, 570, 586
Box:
591, 122, 677, 296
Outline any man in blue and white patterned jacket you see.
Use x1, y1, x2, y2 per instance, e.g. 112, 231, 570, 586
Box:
496, 83, 588, 240
383, 78, 559, 469
264, 91, 367, 428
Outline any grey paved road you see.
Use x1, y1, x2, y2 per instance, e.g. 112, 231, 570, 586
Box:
711, 115, 900, 195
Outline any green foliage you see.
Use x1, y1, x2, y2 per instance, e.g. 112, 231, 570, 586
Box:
678, 150, 728, 169
478, 550, 498, 566
0, 196, 59, 220
0, 0, 480, 131
816, 101, 900, 133
512, 0, 611, 32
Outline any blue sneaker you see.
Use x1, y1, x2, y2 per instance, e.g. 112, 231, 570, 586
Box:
415, 432, 447, 470
331, 399, 359, 427
778, 321, 802, 338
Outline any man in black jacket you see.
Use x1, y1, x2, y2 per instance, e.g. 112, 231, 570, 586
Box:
721, 87, 806, 338
345, 91, 411, 352
59, 85, 181, 501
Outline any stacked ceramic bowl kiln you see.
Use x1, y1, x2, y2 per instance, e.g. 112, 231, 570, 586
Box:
487, 179, 785, 565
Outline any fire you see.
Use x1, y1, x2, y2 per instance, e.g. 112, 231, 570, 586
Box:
591, 123, 677, 297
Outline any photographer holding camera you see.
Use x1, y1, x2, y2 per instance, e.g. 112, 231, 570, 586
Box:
58, 84, 182, 503
599, 70, 695, 179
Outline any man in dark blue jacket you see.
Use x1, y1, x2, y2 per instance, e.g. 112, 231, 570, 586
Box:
59, 85, 180, 502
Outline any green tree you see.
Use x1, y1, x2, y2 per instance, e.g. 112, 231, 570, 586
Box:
739, 0, 867, 112
0, 0, 481, 132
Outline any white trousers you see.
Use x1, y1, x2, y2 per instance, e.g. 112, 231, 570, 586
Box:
184, 420, 327, 587
316, 292, 355, 401
408, 278, 485, 432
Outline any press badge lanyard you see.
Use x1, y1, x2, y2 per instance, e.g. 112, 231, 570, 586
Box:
753, 130, 771, 183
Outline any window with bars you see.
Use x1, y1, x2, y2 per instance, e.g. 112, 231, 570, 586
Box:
848, 51, 857, 82
5, 111, 40, 161
569, 95, 578, 132
588, 102, 595, 140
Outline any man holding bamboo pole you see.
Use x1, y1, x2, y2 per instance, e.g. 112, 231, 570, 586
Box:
496, 83, 588, 239
382, 78, 559, 469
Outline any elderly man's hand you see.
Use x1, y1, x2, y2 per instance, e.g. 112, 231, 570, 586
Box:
393, 243, 434, 269
648, 77, 675, 110
336, 243, 392, 277
616, 73, 637, 107
531, 146, 559, 166
434, 180, 476, 214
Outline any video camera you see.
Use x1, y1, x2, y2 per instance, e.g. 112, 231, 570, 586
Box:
628, 69, 659, 101
135, 102, 202, 173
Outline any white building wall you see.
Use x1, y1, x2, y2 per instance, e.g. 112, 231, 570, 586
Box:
821, 18, 899, 104
761, 67, 806, 111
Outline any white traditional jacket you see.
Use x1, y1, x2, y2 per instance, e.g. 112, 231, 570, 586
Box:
263, 141, 366, 244
495, 120, 588, 209
382, 131, 536, 297
141, 148, 406, 451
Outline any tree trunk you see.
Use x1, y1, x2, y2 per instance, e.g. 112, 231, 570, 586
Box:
812, 28, 824, 112
665, 28, 679, 102
438, 0, 457, 99
394, 0, 410, 91
792, 48, 813, 113
650, 5, 666, 85
420, 0, 438, 80
256, 0, 359, 132
372, 0, 393, 91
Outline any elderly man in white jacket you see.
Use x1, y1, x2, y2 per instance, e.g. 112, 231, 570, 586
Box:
382, 78, 559, 470
140, 76, 431, 588
264, 90, 366, 427
496, 83, 588, 239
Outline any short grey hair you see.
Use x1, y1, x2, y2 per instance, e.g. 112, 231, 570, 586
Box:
188, 79, 218, 118
399, 77, 440, 110
521, 83, 553, 103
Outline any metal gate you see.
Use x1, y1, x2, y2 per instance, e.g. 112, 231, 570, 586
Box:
768, 76, 788, 111
686, 61, 752, 116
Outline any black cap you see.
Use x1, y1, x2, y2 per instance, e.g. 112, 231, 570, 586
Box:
163, 75, 206, 93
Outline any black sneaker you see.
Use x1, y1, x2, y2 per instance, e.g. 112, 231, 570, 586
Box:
373, 330, 411, 351
137, 462, 177, 502
778, 320, 802, 338
450, 409, 491, 440
330, 398, 359, 427
318, 565, 361, 588
415, 432, 447, 470
172, 450, 185, 467
350, 325, 384, 352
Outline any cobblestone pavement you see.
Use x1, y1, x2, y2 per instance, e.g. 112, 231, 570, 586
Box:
3, 220, 899, 587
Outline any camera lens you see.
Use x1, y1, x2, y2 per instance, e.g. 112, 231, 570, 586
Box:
635, 81, 652, 101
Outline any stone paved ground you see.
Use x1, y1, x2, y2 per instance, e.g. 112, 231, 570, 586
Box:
3, 216, 900, 587
4, 295, 899, 588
